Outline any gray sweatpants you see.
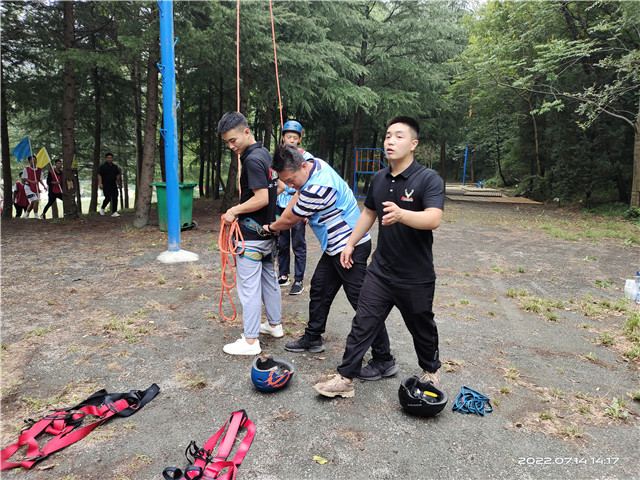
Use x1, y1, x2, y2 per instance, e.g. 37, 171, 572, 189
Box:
236, 239, 282, 338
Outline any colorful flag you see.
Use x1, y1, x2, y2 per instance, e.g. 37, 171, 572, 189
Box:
12, 136, 31, 162
36, 147, 51, 169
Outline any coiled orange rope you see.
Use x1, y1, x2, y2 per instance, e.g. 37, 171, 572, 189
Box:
218, 216, 245, 321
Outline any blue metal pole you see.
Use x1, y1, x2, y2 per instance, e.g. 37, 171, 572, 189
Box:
158, 0, 180, 251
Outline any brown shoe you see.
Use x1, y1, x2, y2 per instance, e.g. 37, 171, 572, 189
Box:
313, 374, 355, 398
420, 370, 441, 388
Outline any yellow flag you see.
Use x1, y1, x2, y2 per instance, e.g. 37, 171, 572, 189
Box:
36, 147, 51, 169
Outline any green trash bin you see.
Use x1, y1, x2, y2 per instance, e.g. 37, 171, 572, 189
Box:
152, 182, 198, 232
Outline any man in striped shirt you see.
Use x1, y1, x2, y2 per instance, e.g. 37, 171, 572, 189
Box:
264, 145, 397, 380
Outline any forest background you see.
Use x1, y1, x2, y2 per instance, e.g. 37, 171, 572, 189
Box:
2, 0, 639, 227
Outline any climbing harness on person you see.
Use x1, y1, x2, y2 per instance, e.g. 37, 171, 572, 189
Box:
1, 384, 160, 471
162, 410, 255, 480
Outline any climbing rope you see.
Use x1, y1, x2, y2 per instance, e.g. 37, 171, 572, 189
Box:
452, 386, 493, 416
218, 215, 245, 322
269, 0, 284, 130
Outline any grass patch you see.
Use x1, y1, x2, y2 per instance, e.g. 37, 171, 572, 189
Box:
23, 326, 53, 339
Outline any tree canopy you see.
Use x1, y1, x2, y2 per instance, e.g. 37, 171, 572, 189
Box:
2, 0, 638, 223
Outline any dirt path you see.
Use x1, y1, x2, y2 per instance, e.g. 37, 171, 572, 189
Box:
1, 199, 638, 480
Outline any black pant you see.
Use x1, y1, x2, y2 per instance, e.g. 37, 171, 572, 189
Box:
14, 204, 26, 217
277, 209, 307, 282
337, 270, 441, 379
102, 188, 119, 213
42, 192, 63, 216
306, 240, 392, 360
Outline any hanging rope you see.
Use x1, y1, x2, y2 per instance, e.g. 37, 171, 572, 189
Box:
269, 0, 284, 130
218, 216, 245, 321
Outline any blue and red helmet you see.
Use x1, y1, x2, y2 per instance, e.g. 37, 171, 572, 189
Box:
251, 355, 295, 392
282, 120, 303, 137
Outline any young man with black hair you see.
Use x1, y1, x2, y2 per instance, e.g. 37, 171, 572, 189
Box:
98, 153, 122, 217
275, 120, 310, 295
263, 145, 396, 378
21, 156, 47, 219
41, 158, 63, 219
313, 116, 445, 399
217, 111, 282, 355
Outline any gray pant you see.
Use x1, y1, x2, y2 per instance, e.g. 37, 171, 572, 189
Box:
236, 239, 282, 338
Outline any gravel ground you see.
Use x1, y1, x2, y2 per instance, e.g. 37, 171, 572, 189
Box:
1, 198, 638, 480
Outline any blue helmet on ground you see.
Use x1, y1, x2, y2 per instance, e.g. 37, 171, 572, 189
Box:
398, 376, 448, 417
282, 120, 303, 137
251, 355, 295, 392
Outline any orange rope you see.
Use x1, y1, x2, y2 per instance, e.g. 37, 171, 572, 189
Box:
218, 216, 245, 322
269, 0, 284, 130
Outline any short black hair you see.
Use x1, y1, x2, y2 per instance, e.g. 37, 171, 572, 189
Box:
105, 152, 114, 158
218, 111, 249, 134
54, 158, 62, 163
272, 144, 305, 173
386, 116, 420, 140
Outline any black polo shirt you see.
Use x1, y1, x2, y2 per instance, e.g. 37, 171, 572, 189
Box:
238, 142, 278, 241
365, 160, 444, 284
98, 162, 121, 191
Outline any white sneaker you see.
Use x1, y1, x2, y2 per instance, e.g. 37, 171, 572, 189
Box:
100, 208, 105, 216
112, 212, 120, 217
34, 213, 42, 220
260, 322, 284, 338
223, 334, 261, 355
21, 212, 29, 219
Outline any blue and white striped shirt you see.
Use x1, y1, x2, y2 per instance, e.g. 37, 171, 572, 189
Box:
292, 159, 370, 255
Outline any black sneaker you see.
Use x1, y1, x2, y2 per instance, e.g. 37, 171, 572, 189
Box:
357, 357, 399, 381
289, 281, 303, 295
285, 335, 324, 353
278, 275, 290, 287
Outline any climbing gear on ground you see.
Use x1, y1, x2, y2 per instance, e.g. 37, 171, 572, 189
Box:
251, 355, 295, 392
398, 376, 448, 417
1, 384, 160, 471
452, 385, 493, 416
162, 410, 255, 480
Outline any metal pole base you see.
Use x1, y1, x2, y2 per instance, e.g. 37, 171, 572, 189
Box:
156, 249, 199, 264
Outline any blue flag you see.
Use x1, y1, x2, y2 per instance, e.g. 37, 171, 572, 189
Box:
12, 136, 32, 162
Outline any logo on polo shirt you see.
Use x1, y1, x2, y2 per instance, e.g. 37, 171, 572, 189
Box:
401, 189, 414, 202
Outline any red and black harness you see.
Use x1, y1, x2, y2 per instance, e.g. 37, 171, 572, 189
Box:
1, 384, 159, 471
163, 410, 255, 480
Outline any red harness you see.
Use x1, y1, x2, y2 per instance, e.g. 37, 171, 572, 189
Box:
1, 384, 159, 471
163, 410, 255, 480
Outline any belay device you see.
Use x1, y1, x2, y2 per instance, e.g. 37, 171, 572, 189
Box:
162, 410, 255, 480
1, 384, 160, 471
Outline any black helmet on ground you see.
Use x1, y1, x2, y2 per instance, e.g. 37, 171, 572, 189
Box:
398, 376, 448, 417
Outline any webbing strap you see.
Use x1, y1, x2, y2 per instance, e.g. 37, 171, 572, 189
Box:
163, 410, 255, 480
1, 384, 159, 471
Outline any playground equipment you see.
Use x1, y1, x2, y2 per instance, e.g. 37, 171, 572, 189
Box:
352, 148, 386, 198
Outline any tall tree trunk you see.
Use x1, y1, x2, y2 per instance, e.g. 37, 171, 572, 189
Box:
177, 59, 184, 182
348, 106, 362, 185
61, 1, 78, 219
220, 85, 248, 212
198, 96, 205, 197
1, 61, 12, 219
89, 65, 101, 213
205, 85, 212, 197
631, 101, 640, 207
214, 76, 223, 199
264, 93, 273, 152
159, 115, 165, 182
439, 139, 446, 181
131, 62, 143, 203
496, 119, 507, 185
133, 25, 159, 228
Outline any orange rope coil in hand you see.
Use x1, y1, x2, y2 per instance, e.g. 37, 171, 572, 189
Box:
218, 215, 245, 321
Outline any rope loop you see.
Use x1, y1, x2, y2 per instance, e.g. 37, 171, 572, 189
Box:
218, 216, 245, 321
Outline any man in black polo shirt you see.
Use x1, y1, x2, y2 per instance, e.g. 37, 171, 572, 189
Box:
314, 116, 445, 399
218, 112, 282, 356
98, 153, 122, 217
